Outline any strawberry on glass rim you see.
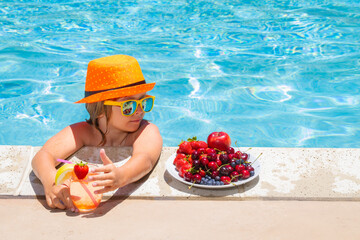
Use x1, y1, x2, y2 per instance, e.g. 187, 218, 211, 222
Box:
74, 161, 89, 180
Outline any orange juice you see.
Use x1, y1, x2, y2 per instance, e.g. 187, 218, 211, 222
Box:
70, 174, 103, 213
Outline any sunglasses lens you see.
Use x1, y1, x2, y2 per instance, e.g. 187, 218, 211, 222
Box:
122, 101, 136, 115
142, 98, 154, 112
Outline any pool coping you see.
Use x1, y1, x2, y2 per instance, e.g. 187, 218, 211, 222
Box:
1, 145, 359, 201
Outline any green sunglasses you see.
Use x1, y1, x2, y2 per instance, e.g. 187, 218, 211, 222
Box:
104, 95, 155, 116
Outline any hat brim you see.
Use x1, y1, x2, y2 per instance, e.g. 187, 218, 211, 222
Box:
75, 82, 155, 104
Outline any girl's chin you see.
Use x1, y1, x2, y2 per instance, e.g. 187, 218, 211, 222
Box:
126, 120, 142, 130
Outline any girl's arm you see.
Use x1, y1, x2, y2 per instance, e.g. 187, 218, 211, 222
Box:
31, 122, 91, 210
90, 122, 163, 193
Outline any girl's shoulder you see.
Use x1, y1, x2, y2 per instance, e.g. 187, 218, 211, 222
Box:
125, 120, 161, 146
69, 121, 93, 132
69, 121, 102, 146
137, 120, 160, 136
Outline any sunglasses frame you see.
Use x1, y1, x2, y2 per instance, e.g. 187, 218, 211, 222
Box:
104, 95, 155, 116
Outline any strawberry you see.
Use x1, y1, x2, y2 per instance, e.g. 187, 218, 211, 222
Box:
187, 136, 199, 149
173, 153, 186, 165
175, 158, 188, 171
178, 141, 193, 155
74, 161, 89, 180
190, 141, 197, 149
195, 141, 208, 149
178, 162, 191, 178
186, 137, 208, 150
187, 155, 193, 165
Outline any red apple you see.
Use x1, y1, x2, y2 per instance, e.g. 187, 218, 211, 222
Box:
207, 132, 231, 151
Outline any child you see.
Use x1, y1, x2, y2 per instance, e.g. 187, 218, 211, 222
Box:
32, 55, 163, 211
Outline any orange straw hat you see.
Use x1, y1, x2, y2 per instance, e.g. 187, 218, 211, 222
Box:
75, 55, 155, 104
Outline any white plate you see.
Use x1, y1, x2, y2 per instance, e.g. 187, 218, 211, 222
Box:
165, 151, 260, 189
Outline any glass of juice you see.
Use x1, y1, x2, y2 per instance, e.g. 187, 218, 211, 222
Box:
70, 171, 103, 213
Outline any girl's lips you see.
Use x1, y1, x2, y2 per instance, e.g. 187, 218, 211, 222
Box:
130, 119, 142, 123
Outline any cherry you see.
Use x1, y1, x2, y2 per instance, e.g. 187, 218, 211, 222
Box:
207, 152, 217, 162
206, 148, 216, 155
227, 147, 235, 154
216, 159, 222, 167
191, 150, 200, 160
207, 161, 218, 171
234, 151, 242, 159
192, 174, 202, 184
246, 165, 254, 172
225, 165, 234, 173
241, 170, 250, 179
228, 153, 235, 160
200, 157, 209, 167
241, 153, 249, 161
198, 148, 206, 154
235, 164, 245, 173
220, 176, 231, 185
219, 166, 230, 176
184, 171, 193, 182
193, 159, 201, 169
199, 169, 206, 177
230, 171, 240, 182
211, 170, 219, 178
219, 154, 229, 164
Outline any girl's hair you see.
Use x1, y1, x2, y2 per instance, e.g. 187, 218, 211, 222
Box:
85, 102, 112, 146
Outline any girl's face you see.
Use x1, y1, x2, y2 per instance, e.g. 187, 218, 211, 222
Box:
107, 92, 147, 132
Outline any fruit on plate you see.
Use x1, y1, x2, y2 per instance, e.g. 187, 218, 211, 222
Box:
173, 133, 258, 186
55, 163, 75, 185
207, 132, 231, 151
74, 161, 89, 180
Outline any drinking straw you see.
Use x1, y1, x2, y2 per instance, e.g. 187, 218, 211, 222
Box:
56, 159, 74, 164
80, 181, 100, 207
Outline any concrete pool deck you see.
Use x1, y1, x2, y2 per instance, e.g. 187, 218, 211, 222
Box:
1, 146, 360, 239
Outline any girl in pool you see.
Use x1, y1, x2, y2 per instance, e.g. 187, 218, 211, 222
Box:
31, 55, 163, 211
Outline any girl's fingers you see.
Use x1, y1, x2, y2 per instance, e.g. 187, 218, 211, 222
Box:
60, 189, 75, 211
92, 179, 113, 187
53, 197, 66, 210
94, 186, 114, 195
100, 148, 113, 165
88, 172, 112, 181
46, 195, 55, 209
90, 165, 111, 173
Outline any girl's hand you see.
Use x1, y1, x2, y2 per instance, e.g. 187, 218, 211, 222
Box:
44, 181, 75, 212
89, 149, 122, 194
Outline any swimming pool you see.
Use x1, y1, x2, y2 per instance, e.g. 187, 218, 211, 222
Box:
1, 0, 359, 148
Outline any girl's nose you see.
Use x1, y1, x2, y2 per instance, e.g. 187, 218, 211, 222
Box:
134, 103, 143, 115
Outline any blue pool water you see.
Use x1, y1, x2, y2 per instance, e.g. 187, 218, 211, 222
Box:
0, 0, 359, 148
